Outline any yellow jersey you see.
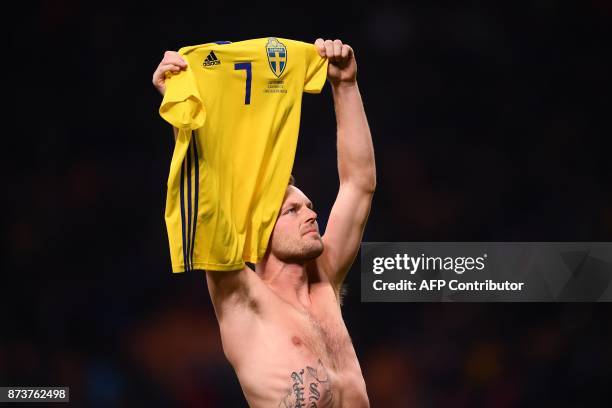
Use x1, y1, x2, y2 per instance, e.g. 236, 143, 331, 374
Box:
159, 37, 328, 272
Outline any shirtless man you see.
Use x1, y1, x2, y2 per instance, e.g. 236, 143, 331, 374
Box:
153, 38, 375, 407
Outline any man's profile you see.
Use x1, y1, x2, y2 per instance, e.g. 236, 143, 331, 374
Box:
153, 37, 376, 407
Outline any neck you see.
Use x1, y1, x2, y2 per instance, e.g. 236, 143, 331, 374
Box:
256, 252, 311, 308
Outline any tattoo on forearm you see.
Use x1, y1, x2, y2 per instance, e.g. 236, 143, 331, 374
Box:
279, 359, 333, 408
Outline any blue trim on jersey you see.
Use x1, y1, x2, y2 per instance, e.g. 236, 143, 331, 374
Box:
214, 41, 231, 44
179, 158, 189, 272
190, 137, 200, 269
186, 142, 193, 272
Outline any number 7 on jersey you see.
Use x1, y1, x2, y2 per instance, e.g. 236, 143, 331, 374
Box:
234, 62, 252, 105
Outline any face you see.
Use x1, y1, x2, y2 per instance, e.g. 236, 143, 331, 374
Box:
269, 186, 323, 263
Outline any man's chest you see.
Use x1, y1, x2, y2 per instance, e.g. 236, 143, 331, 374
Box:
269, 291, 353, 370
251, 304, 365, 408
221, 284, 368, 407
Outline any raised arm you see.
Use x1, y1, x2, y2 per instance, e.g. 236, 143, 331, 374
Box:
314, 39, 376, 290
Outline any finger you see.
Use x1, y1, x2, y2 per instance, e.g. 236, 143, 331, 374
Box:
163, 57, 186, 67
314, 38, 326, 56
163, 50, 181, 60
170, 62, 186, 71
324, 40, 334, 61
162, 51, 186, 67
341, 44, 350, 59
153, 65, 181, 86
346, 45, 354, 60
164, 67, 181, 78
333, 39, 343, 60
152, 73, 167, 90
157, 63, 184, 75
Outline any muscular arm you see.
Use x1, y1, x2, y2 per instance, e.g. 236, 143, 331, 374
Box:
316, 40, 376, 291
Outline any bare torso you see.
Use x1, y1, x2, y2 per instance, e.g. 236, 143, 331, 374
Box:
209, 267, 370, 408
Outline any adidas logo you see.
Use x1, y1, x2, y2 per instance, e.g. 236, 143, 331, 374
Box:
203, 51, 221, 67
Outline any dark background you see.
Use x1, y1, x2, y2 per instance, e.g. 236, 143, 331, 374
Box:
4, 1, 612, 406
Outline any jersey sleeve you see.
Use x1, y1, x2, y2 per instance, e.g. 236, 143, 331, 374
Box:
303, 44, 329, 94
159, 62, 206, 130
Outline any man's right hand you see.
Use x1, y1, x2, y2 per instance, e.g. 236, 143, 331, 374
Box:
152, 51, 187, 96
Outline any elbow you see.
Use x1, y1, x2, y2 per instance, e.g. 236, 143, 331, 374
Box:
355, 171, 377, 195
364, 175, 376, 195
339, 163, 377, 194
364, 163, 377, 194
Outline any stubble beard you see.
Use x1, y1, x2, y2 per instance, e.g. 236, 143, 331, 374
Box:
272, 234, 324, 264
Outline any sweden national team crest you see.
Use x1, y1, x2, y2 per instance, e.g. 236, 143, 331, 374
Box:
266, 37, 287, 78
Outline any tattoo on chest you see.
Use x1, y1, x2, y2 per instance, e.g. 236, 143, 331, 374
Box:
279, 359, 333, 408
